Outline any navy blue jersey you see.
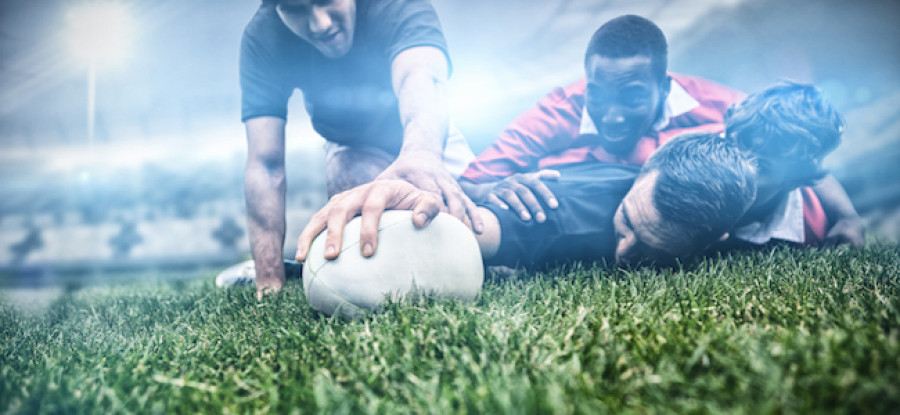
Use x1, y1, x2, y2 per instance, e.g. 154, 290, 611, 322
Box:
484, 163, 639, 268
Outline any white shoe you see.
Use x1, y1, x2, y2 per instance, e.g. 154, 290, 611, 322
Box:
215, 260, 256, 287
215, 259, 302, 287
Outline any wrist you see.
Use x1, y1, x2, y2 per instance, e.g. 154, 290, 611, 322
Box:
255, 259, 286, 279
460, 180, 493, 203
397, 147, 442, 161
833, 213, 862, 224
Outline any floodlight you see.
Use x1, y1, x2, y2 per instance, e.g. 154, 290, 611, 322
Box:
63, 1, 136, 147
65, 1, 135, 68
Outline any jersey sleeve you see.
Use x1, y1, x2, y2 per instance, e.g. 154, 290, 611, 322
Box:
801, 186, 828, 246
483, 163, 638, 268
239, 6, 296, 122
372, 0, 451, 73
461, 81, 586, 183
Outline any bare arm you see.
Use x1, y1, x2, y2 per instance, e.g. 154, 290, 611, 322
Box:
244, 116, 288, 299
813, 174, 865, 247
377, 46, 483, 234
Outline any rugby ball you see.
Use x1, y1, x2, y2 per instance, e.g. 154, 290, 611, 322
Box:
302, 210, 484, 319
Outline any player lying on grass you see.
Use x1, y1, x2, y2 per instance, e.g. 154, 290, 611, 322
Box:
722, 82, 865, 249
460, 16, 863, 249
613, 82, 863, 264
295, 132, 757, 268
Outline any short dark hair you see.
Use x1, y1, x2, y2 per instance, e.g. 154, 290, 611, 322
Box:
725, 81, 844, 182
584, 15, 668, 80
643, 133, 757, 245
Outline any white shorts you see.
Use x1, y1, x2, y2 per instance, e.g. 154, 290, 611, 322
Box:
323, 124, 475, 179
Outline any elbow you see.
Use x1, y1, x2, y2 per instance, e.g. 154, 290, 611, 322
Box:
246, 151, 286, 188
247, 144, 285, 173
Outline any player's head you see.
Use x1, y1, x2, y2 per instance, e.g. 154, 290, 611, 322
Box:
583, 15, 671, 156
725, 81, 844, 204
267, 0, 356, 58
614, 133, 757, 266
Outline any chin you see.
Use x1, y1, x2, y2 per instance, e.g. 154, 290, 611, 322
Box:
600, 136, 640, 156
319, 46, 349, 58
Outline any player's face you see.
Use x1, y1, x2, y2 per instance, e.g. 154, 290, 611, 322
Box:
277, 0, 356, 58
585, 55, 669, 156
753, 153, 824, 207
613, 170, 692, 266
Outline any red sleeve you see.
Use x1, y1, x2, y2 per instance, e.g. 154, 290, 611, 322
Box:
802, 186, 828, 246
461, 79, 586, 183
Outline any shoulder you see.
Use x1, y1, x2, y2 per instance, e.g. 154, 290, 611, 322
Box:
542, 78, 587, 105
363, 0, 438, 18
241, 5, 314, 75
241, 5, 299, 59
669, 72, 746, 104
242, 5, 282, 44
361, 0, 449, 68
360, 0, 443, 32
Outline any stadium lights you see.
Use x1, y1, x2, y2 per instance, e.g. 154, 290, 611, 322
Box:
63, 0, 136, 149
65, 1, 136, 68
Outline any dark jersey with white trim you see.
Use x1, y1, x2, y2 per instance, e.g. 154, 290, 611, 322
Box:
483, 163, 639, 268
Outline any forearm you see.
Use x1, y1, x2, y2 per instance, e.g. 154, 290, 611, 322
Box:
393, 47, 449, 159
814, 174, 860, 222
398, 77, 447, 157
472, 207, 501, 260
812, 174, 865, 247
245, 159, 287, 281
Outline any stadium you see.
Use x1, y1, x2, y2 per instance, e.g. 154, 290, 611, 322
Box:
1, 0, 898, 412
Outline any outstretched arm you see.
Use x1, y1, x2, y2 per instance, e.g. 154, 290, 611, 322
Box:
461, 170, 561, 223
244, 116, 288, 299
377, 46, 483, 234
814, 174, 865, 247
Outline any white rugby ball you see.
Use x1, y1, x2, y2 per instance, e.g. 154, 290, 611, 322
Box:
302, 210, 484, 319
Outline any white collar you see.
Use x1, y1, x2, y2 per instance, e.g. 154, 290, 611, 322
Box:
580, 77, 700, 134
732, 189, 806, 245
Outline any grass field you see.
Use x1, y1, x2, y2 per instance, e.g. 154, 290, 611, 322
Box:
2, 244, 899, 414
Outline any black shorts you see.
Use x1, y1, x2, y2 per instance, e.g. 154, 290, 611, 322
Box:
482, 163, 639, 268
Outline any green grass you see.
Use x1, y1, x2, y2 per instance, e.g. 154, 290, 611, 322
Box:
2, 244, 899, 414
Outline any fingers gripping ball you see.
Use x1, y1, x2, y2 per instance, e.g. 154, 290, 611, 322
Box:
302, 211, 484, 319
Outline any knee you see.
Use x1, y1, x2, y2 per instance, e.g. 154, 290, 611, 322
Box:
326, 148, 393, 197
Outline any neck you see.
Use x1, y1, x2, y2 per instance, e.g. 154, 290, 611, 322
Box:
738, 190, 789, 225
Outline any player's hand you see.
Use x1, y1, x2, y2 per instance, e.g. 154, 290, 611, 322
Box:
295, 180, 443, 262
376, 151, 483, 234
824, 216, 866, 248
487, 170, 560, 223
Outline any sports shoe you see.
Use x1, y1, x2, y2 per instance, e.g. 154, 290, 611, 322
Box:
215, 259, 302, 287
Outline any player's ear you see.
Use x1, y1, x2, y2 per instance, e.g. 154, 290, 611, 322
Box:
660, 74, 672, 96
